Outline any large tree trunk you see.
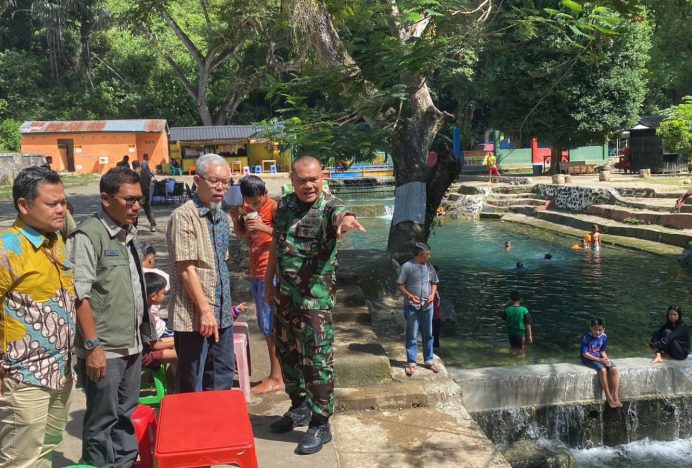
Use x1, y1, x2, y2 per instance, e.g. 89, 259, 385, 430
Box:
549, 142, 563, 174
285, 0, 457, 255
386, 83, 454, 256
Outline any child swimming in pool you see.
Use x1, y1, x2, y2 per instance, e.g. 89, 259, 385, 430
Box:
580, 318, 622, 409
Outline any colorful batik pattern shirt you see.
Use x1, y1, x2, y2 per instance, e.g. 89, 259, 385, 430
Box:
0, 219, 76, 390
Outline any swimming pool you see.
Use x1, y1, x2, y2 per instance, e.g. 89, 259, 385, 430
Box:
339, 217, 691, 368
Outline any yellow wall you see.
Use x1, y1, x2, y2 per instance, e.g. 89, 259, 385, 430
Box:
169, 141, 292, 173
22, 131, 169, 173
248, 143, 291, 172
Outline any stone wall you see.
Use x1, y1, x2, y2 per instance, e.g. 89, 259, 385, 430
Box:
533, 184, 618, 210
0, 153, 48, 185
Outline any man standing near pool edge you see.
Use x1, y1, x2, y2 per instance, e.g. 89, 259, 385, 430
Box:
265, 155, 365, 454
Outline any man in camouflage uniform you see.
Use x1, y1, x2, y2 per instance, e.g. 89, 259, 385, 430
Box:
265, 155, 365, 455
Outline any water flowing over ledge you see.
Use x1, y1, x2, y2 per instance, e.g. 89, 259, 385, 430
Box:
450, 357, 692, 412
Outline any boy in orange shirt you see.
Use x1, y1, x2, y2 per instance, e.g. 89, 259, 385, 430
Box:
230, 175, 284, 394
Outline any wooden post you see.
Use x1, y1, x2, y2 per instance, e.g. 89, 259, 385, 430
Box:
599, 170, 611, 182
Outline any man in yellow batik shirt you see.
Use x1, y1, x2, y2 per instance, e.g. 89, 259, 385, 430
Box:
0, 166, 76, 468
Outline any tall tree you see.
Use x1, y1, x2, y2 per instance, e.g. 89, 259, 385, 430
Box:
279, 0, 490, 254
479, 1, 651, 173
119, 0, 277, 125
643, 0, 692, 110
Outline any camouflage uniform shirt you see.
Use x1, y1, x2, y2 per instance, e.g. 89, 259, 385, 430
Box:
275, 191, 349, 310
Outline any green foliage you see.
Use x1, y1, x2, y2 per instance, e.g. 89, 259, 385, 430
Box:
642, 0, 692, 111
479, 1, 651, 150
0, 118, 21, 151
658, 96, 692, 158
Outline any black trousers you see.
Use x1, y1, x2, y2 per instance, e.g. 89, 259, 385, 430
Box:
650, 329, 689, 360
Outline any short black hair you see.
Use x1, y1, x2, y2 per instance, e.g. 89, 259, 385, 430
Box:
239, 175, 267, 198
510, 291, 522, 302
544, 253, 552, 260
100, 166, 141, 195
292, 155, 321, 171
590, 318, 605, 328
413, 242, 430, 256
12, 166, 63, 211
145, 271, 167, 295
142, 243, 156, 259
516, 261, 525, 269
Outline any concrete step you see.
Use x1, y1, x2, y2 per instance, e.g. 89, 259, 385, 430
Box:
456, 184, 533, 195
332, 407, 510, 468
333, 285, 392, 388
336, 284, 367, 307
614, 196, 676, 212
335, 381, 429, 411
333, 320, 392, 388
533, 209, 692, 248
507, 205, 540, 215
588, 204, 692, 230
486, 198, 547, 207
486, 192, 537, 198
481, 205, 509, 214
501, 212, 685, 256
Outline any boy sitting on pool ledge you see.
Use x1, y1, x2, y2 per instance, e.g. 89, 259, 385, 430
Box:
581, 318, 622, 409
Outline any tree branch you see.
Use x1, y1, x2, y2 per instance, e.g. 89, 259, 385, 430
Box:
160, 6, 205, 67
209, 40, 246, 73
519, 42, 590, 133
139, 21, 197, 99
379, 0, 431, 41
199, 0, 212, 32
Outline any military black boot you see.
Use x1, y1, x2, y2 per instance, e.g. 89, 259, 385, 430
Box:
296, 415, 332, 455
269, 400, 312, 433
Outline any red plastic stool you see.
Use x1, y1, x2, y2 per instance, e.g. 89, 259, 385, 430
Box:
131, 404, 157, 468
155, 390, 258, 467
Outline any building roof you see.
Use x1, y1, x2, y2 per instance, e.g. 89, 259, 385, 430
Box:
635, 115, 665, 130
20, 120, 168, 134
169, 125, 263, 142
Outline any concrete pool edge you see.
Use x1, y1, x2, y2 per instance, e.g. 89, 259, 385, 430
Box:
449, 356, 692, 412
501, 213, 686, 257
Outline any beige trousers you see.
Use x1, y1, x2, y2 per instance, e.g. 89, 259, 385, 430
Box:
0, 377, 73, 468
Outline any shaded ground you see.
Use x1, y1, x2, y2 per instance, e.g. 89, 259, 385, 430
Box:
1, 173, 343, 467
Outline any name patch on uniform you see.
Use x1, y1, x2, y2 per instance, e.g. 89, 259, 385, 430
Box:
104, 250, 119, 256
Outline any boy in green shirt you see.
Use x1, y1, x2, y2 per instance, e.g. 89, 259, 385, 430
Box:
503, 291, 534, 355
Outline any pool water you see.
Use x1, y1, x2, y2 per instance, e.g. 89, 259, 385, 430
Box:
572, 437, 692, 467
339, 217, 691, 368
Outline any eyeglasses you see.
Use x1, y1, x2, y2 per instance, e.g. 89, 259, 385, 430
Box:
199, 175, 231, 188
112, 194, 144, 206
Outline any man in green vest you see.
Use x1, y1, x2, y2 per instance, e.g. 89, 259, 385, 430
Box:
264, 155, 365, 455
68, 167, 153, 467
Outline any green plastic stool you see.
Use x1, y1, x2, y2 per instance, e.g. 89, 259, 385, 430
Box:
139, 365, 167, 406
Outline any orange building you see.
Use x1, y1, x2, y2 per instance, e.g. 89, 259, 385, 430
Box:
20, 120, 169, 174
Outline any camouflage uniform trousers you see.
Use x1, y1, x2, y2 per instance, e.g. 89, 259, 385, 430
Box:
274, 301, 335, 418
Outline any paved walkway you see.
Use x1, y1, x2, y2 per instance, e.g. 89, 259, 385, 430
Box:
2, 172, 513, 467
2, 174, 340, 467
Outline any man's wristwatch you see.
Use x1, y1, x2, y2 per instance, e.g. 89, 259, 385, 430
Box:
84, 338, 102, 351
